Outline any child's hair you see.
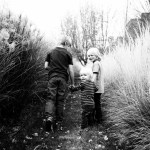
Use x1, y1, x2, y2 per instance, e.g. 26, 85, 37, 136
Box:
59, 36, 71, 47
80, 67, 93, 80
87, 47, 101, 60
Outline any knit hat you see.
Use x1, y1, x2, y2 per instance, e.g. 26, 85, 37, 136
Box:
87, 47, 101, 59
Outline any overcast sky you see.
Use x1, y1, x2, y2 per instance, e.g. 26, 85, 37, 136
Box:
0, 0, 148, 41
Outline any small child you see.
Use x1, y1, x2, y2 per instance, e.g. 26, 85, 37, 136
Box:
87, 47, 104, 124
70, 67, 97, 130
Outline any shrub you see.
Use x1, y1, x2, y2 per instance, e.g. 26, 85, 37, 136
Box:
103, 27, 150, 149
0, 11, 48, 124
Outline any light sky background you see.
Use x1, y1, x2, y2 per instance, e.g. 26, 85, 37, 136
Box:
0, 0, 149, 41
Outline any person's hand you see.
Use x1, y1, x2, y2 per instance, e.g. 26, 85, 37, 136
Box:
69, 85, 74, 92
69, 85, 79, 92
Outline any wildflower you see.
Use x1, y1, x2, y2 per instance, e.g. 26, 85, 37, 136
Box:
12, 138, 17, 143
104, 135, 108, 141
12, 126, 20, 132
0, 34, 3, 41
65, 130, 70, 133
0, 28, 10, 40
9, 42, 16, 53
98, 131, 103, 135
95, 144, 102, 149
2, 20, 9, 27
77, 136, 81, 140
102, 145, 105, 149
23, 140, 27, 143
45, 132, 50, 137
25, 135, 32, 140
33, 133, 38, 136
58, 145, 61, 148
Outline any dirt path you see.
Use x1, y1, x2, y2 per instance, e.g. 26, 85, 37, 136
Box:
30, 92, 117, 150
0, 91, 118, 150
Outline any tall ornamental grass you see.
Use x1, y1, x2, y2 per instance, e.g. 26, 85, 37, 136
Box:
102, 27, 150, 149
0, 11, 48, 123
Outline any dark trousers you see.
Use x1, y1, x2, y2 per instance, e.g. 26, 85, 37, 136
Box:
81, 105, 95, 129
45, 77, 67, 123
94, 93, 102, 123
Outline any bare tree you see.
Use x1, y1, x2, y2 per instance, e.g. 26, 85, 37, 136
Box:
61, 15, 80, 49
61, 3, 111, 58
80, 4, 102, 49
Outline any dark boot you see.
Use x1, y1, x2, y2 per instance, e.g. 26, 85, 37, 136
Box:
56, 122, 63, 131
45, 116, 54, 132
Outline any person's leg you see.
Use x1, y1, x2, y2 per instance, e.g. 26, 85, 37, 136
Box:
87, 106, 95, 126
81, 106, 89, 129
55, 77, 68, 130
94, 93, 102, 123
45, 77, 58, 131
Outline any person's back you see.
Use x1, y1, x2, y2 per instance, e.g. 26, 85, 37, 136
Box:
46, 47, 72, 81
44, 36, 74, 132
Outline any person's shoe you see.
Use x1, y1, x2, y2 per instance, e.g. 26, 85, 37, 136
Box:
45, 116, 54, 132
56, 122, 63, 131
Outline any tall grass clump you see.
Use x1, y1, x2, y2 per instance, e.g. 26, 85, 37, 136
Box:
0, 11, 49, 124
102, 27, 150, 149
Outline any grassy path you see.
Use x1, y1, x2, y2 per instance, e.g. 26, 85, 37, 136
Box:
0, 91, 118, 150
31, 91, 117, 150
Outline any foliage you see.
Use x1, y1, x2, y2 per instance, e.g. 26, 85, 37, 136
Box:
0, 90, 114, 150
61, 3, 109, 60
102, 27, 150, 149
0, 11, 48, 124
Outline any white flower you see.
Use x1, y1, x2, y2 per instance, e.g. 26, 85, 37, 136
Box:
0, 34, 3, 41
95, 144, 102, 149
98, 131, 103, 135
25, 135, 32, 140
9, 42, 16, 53
104, 135, 108, 141
102, 145, 105, 149
77, 136, 81, 140
33, 133, 38, 136
12, 138, 17, 143
10, 28, 16, 33
0, 28, 10, 40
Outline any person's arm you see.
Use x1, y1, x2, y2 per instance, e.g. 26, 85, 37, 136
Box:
92, 73, 98, 84
44, 61, 49, 70
92, 61, 99, 84
69, 84, 82, 92
44, 53, 50, 70
68, 64, 75, 86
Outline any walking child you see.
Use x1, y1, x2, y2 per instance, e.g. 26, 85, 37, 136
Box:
70, 67, 97, 129
44, 36, 74, 132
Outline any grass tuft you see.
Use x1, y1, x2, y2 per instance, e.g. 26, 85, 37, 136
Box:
102, 26, 150, 149
0, 10, 49, 124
